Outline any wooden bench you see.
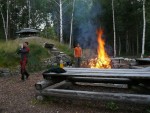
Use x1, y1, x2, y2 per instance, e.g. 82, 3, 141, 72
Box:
36, 67, 150, 104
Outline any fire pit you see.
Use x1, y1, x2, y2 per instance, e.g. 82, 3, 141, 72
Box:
81, 29, 129, 69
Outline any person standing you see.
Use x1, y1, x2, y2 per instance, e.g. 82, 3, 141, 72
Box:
18, 42, 30, 81
74, 43, 82, 67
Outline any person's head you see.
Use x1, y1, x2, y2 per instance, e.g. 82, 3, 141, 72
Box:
77, 43, 80, 47
23, 42, 29, 47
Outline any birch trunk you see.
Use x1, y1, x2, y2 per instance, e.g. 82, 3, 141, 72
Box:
137, 28, 139, 55
69, 0, 75, 48
0, 5, 7, 42
6, 0, 9, 41
126, 31, 129, 54
60, 0, 63, 43
28, 0, 31, 28
119, 36, 121, 56
141, 0, 146, 58
112, 0, 116, 57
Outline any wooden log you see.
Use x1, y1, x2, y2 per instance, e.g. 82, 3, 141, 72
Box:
63, 69, 150, 74
44, 80, 68, 89
66, 68, 150, 73
64, 67, 150, 72
41, 88, 150, 104
68, 77, 131, 84
35, 80, 54, 90
43, 72, 150, 79
76, 82, 128, 89
130, 66, 144, 69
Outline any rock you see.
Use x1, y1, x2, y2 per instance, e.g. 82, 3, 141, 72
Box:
44, 43, 54, 49
1, 73, 11, 77
36, 95, 44, 101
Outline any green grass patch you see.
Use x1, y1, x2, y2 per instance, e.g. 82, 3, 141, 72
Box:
0, 37, 73, 71
106, 101, 119, 111
27, 44, 50, 72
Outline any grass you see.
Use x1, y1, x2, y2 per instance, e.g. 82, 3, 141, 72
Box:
0, 37, 73, 71
106, 101, 119, 111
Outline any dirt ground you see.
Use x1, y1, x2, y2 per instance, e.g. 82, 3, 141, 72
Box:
0, 72, 150, 113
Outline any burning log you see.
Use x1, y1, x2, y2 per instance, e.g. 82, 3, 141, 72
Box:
88, 29, 111, 69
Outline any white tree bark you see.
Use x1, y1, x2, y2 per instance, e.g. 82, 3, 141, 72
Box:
60, 0, 63, 43
112, 0, 116, 57
0, 4, 8, 42
69, 0, 75, 48
119, 36, 121, 56
6, 0, 9, 41
141, 0, 146, 58
126, 31, 129, 54
137, 28, 139, 55
28, 0, 31, 28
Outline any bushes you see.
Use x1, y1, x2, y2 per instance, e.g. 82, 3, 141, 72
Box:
0, 51, 19, 68
0, 37, 73, 72
27, 44, 50, 72
0, 39, 50, 72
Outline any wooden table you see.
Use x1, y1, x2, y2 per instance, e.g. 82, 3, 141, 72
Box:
36, 67, 150, 104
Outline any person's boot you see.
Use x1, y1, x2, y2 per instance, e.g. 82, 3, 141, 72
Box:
24, 71, 30, 79
21, 74, 25, 81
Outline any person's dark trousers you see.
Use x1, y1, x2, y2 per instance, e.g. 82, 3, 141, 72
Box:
75, 57, 81, 67
20, 59, 29, 80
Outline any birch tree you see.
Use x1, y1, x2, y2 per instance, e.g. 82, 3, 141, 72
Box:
52, 0, 63, 43
112, 0, 116, 57
0, 4, 7, 41
28, 0, 31, 28
69, 0, 75, 48
141, 0, 146, 58
0, 0, 9, 41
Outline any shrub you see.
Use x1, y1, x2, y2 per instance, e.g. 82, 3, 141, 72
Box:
27, 44, 50, 72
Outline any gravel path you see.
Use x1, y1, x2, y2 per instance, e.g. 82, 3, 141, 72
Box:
0, 73, 149, 113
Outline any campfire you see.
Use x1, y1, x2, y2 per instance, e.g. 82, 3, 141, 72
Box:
89, 29, 111, 69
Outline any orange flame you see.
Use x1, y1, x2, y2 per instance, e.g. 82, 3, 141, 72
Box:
89, 29, 111, 69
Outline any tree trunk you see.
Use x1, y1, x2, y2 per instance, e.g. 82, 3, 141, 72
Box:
69, 0, 75, 49
126, 31, 129, 55
6, 0, 9, 41
112, 0, 116, 57
60, 0, 63, 43
0, 5, 7, 41
141, 0, 146, 58
119, 36, 121, 56
28, 0, 31, 28
137, 28, 139, 55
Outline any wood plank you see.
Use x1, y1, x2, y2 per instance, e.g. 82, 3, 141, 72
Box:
63, 69, 150, 74
64, 67, 150, 72
35, 80, 54, 90
68, 77, 131, 84
41, 88, 150, 104
44, 80, 68, 89
43, 72, 150, 79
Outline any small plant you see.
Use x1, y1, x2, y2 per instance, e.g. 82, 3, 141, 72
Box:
146, 108, 150, 113
106, 101, 119, 111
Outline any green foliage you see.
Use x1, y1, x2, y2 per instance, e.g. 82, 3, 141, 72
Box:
0, 37, 73, 72
106, 101, 119, 111
0, 38, 50, 70
145, 105, 150, 113
0, 51, 19, 68
56, 43, 73, 57
27, 44, 50, 72
40, 27, 57, 40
